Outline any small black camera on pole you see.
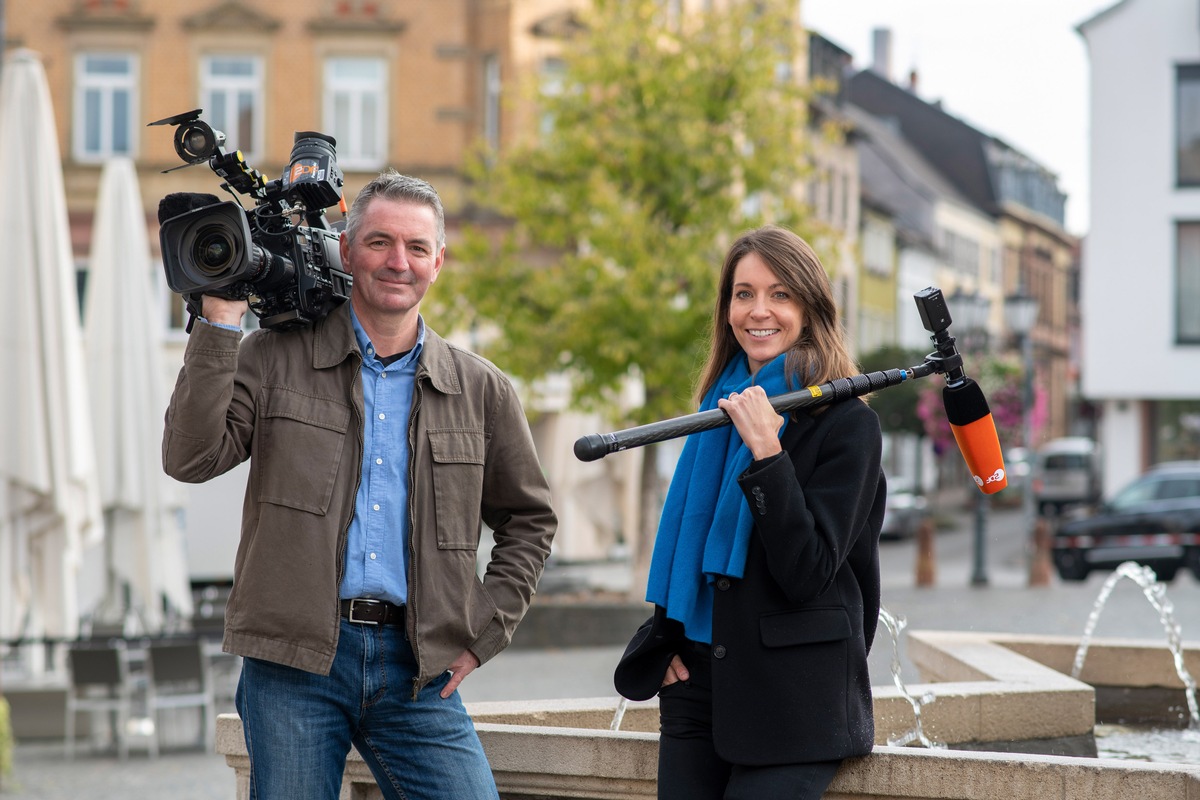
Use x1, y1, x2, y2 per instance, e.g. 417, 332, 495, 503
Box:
149, 109, 352, 332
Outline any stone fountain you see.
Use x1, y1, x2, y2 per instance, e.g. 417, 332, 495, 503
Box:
216, 563, 1200, 799
216, 632, 1200, 798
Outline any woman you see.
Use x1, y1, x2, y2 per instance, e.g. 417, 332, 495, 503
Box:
615, 226, 886, 800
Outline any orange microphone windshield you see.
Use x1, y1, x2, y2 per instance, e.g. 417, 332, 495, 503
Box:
943, 379, 1008, 494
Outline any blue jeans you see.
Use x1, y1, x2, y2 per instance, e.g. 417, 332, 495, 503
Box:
235, 619, 499, 800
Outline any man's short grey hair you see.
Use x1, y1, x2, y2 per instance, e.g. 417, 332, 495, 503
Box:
345, 169, 445, 249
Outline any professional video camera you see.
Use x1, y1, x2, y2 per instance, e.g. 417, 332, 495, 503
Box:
150, 109, 352, 331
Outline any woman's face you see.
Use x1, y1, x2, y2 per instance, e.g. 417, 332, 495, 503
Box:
728, 251, 805, 375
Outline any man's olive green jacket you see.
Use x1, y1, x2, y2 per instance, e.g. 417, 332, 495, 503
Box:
164, 302, 557, 695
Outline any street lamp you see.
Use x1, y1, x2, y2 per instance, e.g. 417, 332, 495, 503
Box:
949, 289, 992, 586
1005, 292, 1040, 548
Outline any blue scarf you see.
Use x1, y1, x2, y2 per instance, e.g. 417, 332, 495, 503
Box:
645, 353, 791, 643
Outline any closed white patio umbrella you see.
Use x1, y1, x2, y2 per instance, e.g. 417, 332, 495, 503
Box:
83, 157, 193, 633
0, 49, 104, 644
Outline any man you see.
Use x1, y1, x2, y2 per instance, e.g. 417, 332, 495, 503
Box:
163, 171, 557, 799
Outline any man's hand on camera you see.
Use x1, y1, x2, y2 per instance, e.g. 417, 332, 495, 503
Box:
202, 294, 249, 328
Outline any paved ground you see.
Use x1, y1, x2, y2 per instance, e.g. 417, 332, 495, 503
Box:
5, 503, 1199, 798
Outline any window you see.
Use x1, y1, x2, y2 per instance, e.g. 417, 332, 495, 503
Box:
1156, 478, 1200, 500
482, 53, 501, 151
1152, 401, 1200, 462
806, 169, 832, 223
1177, 222, 1200, 343
1110, 476, 1158, 511
201, 55, 263, 159
1044, 454, 1088, 471
73, 53, 137, 161
939, 228, 981, 278
539, 58, 566, 137
857, 310, 890, 354
862, 217, 893, 277
323, 57, 387, 170
1178, 65, 1200, 186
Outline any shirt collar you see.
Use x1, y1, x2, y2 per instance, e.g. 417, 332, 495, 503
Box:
350, 305, 425, 367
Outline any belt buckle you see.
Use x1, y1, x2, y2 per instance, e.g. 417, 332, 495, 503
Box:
348, 598, 381, 625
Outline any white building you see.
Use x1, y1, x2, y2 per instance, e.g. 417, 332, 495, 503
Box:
1080, 0, 1200, 493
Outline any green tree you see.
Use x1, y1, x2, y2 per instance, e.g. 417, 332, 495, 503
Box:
432, 0, 825, 424
429, 0, 828, 594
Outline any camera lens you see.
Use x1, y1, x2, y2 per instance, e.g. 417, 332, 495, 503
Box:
159, 199, 259, 295
192, 227, 236, 275
184, 130, 212, 157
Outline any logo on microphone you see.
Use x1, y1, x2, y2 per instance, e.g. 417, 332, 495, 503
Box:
974, 468, 1006, 487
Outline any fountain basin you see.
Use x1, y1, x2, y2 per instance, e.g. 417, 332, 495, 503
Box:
215, 631, 1200, 799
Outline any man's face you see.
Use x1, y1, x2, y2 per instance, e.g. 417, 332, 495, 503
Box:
340, 197, 444, 321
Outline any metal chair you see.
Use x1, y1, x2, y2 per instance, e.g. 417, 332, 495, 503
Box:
64, 642, 137, 760
145, 639, 216, 756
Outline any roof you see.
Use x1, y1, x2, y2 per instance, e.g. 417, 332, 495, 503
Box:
847, 68, 1000, 215
1075, 0, 1129, 33
847, 68, 1068, 226
845, 101, 977, 247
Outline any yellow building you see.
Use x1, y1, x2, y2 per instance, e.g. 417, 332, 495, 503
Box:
4, 0, 584, 258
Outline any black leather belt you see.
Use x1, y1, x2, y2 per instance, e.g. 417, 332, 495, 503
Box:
340, 598, 406, 626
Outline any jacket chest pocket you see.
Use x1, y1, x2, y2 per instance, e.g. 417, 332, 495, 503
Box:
428, 429, 486, 549
256, 386, 352, 515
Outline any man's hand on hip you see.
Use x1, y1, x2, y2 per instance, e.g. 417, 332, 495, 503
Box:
440, 648, 481, 699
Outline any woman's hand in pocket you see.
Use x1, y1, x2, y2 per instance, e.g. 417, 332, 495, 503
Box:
661, 654, 689, 687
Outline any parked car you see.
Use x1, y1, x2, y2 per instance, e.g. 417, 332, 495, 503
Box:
1052, 461, 1200, 582
1005, 446, 1033, 489
880, 476, 929, 541
1032, 437, 1102, 515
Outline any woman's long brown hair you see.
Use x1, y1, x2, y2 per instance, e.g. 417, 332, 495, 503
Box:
694, 225, 859, 407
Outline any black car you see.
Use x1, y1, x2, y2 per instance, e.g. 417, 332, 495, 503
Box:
1052, 461, 1200, 582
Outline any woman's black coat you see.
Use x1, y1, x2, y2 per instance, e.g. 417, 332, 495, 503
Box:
616, 397, 886, 766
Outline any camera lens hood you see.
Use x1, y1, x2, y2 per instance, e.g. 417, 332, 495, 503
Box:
159, 201, 256, 294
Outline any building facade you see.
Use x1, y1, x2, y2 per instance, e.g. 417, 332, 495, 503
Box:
1080, 0, 1200, 494
846, 59, 1080, 448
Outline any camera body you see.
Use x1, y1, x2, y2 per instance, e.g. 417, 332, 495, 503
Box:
152, 109, 352, 331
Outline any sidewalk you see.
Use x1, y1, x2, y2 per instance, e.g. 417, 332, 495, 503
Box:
4, 743, 233, 800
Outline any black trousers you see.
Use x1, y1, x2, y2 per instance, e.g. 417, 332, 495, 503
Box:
656, 641, 842, 800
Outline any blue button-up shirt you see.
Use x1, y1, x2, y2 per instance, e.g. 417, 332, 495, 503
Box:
338, 307, 424, 605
